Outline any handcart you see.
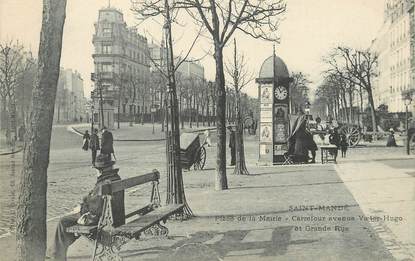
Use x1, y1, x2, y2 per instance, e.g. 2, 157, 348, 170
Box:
180, 133, 207, 170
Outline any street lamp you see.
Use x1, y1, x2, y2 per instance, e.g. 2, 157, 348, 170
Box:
151, 104, 157, 134
404, 94, 412, 155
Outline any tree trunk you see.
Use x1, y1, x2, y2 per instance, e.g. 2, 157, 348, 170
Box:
359, 86, 364, 128
163, 1, 192, 217
1, 96, 8, 130
348, 91, 353, 124
366, 88, 378, 133
207, 95, 210, 127
117, 100, 120, 129
196, 101, 199, 128
160, 91, 164, 131
214, 43, 228, 190
141, 97, 145, 125
16, 1, 67, 260
187, 99, 193, 128
341, 91, 349, 124
233, 91, 249, 175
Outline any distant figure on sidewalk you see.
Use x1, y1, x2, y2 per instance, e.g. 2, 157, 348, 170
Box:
89, 128, 100, 166
18, 125, 25, 142
47, 155, 124, 261
329, 128, 341, 158
101, 126, 115, 160
82, 130, 90, 151
227, 126, 236, 166
204, 129, 212, 147
386, 129, 398, 147
340, 134, 348, 158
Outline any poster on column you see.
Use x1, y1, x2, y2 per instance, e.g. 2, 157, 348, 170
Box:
260, 109, 272, 123
273, 105, 289, 143
260, 123, 272, 143
260, 84, 273, 104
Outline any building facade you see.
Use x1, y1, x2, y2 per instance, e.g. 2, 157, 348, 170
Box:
92, 7, 151, 128
54, 68, 86, 123
147, 41, 206, 117
371, 0, 415, 113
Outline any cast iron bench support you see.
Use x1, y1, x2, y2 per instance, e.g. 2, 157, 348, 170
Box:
66, 170, 184, 261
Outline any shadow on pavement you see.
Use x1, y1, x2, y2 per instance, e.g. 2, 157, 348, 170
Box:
120, 226, 317, 261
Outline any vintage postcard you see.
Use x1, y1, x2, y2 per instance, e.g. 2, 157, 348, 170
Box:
0, 0, 414, 260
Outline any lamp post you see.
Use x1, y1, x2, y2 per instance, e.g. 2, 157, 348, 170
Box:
404, 94, 412, 155
151, 105, 157, 134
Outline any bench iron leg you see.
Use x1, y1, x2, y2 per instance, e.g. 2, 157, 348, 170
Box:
92, 243, 122, 261
142, 223, 169, 238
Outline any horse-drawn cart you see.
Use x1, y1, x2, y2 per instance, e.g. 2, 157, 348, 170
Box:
180, 133, 207, 170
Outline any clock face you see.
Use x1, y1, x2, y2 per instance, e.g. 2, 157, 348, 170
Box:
274, 86, 288, 100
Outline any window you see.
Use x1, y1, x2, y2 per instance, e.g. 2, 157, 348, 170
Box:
102, 63, 113, 72
102, 44, 112, 54
103, 27, 112, 36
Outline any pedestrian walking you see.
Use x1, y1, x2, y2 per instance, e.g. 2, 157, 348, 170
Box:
90, 128, 100, 166
340, 134, 348, 158
18, 125, 25, 142
101, 126, 115, 160
386, 129, 398, 147
227, 126, 236, 166
204, 129, 212, 147
82, 130, 90, 151
46, 154, 124, 261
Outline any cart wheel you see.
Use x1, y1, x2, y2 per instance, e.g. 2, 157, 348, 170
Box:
339, 125, 361, 148
409, 132, 415, 155
194, 147, 206, 170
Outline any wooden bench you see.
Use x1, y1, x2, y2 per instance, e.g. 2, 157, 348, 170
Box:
320, 145, 338, 164
66, 169, 184, 261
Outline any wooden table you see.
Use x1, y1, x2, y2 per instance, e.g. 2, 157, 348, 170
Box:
320, 145, 338, 164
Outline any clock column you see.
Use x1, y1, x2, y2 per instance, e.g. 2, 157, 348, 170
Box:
273, 80, 291, 163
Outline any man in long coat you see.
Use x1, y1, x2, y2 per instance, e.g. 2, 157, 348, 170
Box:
89, 128, 100, 166
101, 126, 114, 160
47, 154, 124, 261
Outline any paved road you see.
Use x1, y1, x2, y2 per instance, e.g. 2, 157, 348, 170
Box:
0, 125, 168, 237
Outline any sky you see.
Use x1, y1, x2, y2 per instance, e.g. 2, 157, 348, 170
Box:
0, 0, 385, 98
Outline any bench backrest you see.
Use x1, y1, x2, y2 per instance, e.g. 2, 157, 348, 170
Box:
98, 169, 160, 196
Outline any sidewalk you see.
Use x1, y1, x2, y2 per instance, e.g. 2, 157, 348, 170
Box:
56, 163, 394, 261
0, 160, 398, 260
336, 161, 415, 260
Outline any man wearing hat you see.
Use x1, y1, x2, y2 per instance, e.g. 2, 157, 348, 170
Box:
101, 126, 114, 160
47, 154, 125, 261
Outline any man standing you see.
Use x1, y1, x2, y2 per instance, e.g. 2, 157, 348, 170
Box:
227, 126, 236, 166
89, 128, 100, 166
101, 126, 114, 160
47, 155, 125, 260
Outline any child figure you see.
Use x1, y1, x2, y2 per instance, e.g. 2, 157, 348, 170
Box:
340, 134, 348, 158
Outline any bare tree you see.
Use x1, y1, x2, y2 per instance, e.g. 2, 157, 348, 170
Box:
15, 0, 67, 260
0, 41, 26, 132
325, 46, 378, 132
225, 38, 253, 175
290, 71, 311, 114
173, 0, 286, 190
131, 0, 202, 217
